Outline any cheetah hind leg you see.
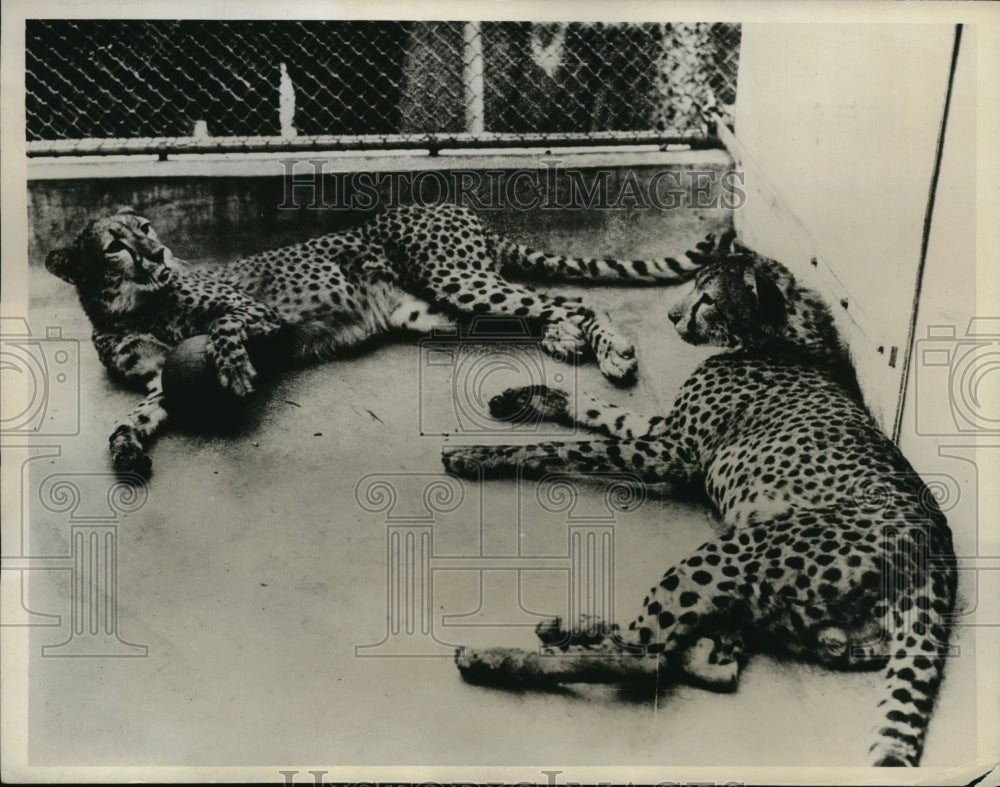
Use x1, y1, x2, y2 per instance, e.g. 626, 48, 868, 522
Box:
456, 616, 656, 688
546, 311, 637, 385
535, 615, 747, 692
534, 615, 641, 653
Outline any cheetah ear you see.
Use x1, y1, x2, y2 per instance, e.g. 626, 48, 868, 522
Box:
732, 238, 753, 255
752, 268, 787, 327
44, 247, 80, 284
717, 229, 737, 255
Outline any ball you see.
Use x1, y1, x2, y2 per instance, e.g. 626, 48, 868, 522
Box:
161, 335, 236, 416
160, 330, 293, 421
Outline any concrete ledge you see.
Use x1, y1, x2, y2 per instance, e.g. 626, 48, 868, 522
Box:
27, 147, 733, 181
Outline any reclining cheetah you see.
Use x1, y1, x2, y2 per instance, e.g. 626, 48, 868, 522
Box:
45, 203, 711, 477
443, 233, 956, 767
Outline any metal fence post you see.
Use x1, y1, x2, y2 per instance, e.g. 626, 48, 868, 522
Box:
463, 22, 485, 135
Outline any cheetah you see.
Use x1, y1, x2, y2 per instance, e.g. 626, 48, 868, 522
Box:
442, 232, 957, 767
45, 203, 711, 477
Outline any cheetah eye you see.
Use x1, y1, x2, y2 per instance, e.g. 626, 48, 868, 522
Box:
139, 222, 152, 235
105, 239, 127, 254
700, 293, 716, 306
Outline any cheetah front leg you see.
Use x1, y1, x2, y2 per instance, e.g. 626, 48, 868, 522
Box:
441, 437, 700, 494
488, 385, 672, 440
206, 314, 259, 397
442, 389, 692, 488
144, 253, 285, 398
108, 384, 168, 479
93, 330, 172, 478
205, 306, 285, 397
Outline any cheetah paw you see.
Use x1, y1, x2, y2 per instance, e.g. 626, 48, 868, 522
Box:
541, 320, 586, 361
681, 636, 742, 692
110, 427, 152, 479
598, 343, 638, 386
534, 616, 567, 644
817, 626, 850, 662
455, 646, 545, 686
489, 385, 570, 424
214, 354, 257, 398
441, 446, 488, 478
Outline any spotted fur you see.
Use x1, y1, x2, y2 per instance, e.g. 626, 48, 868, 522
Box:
46, 204, 709, 477
444, 232, 957, 767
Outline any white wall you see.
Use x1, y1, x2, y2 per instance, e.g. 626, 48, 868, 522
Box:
898, 24, 978, 458
733, 23, 956, 429
896, 27, 1000, 665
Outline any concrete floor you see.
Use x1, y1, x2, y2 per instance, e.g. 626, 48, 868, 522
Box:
17, 198, 976, 773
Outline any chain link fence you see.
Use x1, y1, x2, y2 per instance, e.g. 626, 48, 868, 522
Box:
26, 20, 739, 157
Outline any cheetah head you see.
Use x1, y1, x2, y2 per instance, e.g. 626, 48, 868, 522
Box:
45, 210, 179, 304
667, 234, 788, 349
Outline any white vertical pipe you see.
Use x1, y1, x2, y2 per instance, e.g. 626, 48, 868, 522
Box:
463, 22, 485, 134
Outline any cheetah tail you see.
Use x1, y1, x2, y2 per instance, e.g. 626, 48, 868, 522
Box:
867, 607, 951, 766
490, 234, 713, 286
